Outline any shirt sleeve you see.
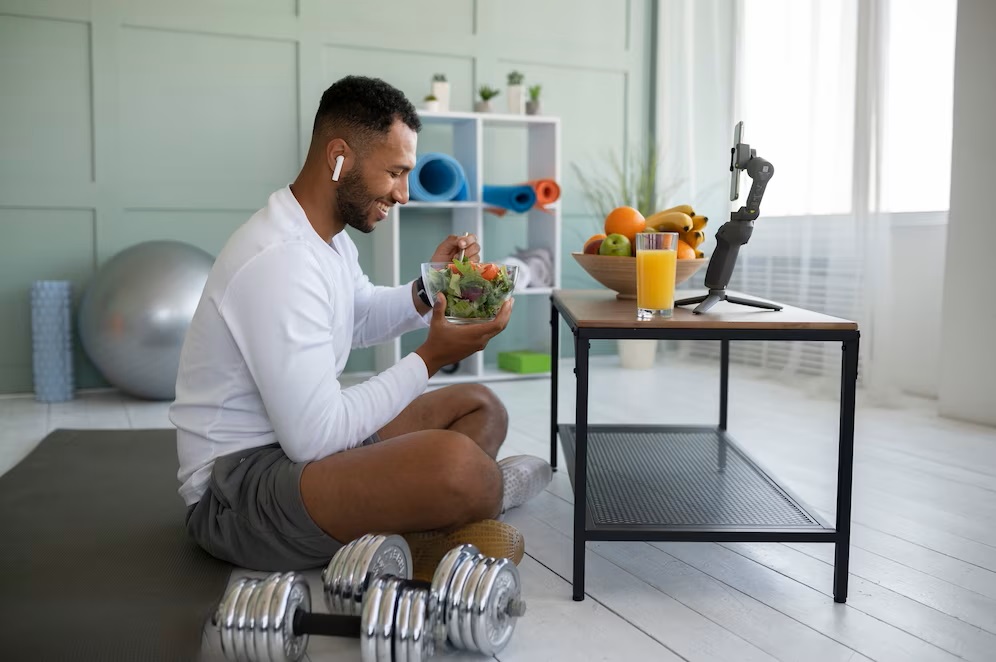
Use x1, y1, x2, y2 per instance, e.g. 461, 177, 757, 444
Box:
218, 243, 428, 463
351, 269, 431, 350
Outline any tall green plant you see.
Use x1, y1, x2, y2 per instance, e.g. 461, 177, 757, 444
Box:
571, 143, 677, 221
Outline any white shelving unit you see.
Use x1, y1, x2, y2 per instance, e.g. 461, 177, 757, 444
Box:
372, 110, 561, 385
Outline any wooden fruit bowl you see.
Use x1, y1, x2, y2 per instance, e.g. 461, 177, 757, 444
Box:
571, 252, 708, 299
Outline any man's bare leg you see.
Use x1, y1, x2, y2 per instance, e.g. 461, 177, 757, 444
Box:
300, 430, 502, 544
376, 384, 508, 458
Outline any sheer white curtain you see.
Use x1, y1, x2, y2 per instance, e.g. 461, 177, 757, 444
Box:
656, 0, 956, 398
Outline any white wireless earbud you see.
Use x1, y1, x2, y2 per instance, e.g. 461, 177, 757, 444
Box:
332, 155, 345, 182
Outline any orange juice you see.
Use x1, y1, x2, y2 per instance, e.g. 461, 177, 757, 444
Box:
636, 249, 676, 312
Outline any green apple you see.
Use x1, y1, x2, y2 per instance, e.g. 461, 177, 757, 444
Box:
599, 233, 631, 257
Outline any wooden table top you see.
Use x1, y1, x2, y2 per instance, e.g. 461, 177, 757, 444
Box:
551, 290, 858, 330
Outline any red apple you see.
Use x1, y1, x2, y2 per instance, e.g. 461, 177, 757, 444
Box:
584, 238, 604, 255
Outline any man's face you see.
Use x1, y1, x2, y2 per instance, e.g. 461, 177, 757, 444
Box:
336, 120, 417, 234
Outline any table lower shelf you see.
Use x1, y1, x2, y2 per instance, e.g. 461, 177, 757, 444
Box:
558, 424, 835, 542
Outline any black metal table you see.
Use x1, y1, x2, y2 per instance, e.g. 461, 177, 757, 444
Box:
549, 290, 859, 602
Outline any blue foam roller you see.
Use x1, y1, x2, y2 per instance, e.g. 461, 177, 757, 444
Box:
31, 280, 74, 402
410, 153, 469, 202
483, 185, 538, 214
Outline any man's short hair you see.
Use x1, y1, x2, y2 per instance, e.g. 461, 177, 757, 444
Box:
313, 76, 421, 151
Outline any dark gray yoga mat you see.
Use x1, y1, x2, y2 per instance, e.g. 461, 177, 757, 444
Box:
0, 428, 233, 661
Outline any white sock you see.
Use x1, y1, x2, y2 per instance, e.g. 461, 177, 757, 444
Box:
499, 455, 553, 512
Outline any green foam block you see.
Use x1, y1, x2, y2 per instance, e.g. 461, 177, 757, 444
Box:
497, 350, 551, 374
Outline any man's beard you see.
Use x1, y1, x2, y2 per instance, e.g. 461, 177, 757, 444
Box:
336, 167, 376, 234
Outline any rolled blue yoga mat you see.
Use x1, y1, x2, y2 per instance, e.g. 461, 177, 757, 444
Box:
410, 152, 469, 202
31, 280, 74, 402
483, 185, 538, 214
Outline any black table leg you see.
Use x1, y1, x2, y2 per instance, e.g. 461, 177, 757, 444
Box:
550, 298, 559, 471
573, 332, 590, 601
834, 336, 859, 603
718, 339, 729, 471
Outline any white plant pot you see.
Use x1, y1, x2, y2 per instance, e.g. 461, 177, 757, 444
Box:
617, 339, 658, 370
507, 84, 525, 114
431, 81, 450, 112
423, 100, 440, 112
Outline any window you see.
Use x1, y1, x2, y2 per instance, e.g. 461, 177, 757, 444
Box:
880, 0, 957, 212
739, 0, 957, 217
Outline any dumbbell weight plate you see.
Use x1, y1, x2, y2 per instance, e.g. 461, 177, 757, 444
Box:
356, 534, 412, 615
326, 534, 413, 617
459, 558, 495, 653
361, 575, 404, 662
408, 587, 432, 662
379, 577, 404, 662
249, 574, 281, 662
340, 535, 377, 616
394, 586, 413, 662
232, 577, 260, 662
321, 540, 352, 614
429, 544, 479, 644
444, 553, 481, 650
360, 576, 385, 662
325, 535, 371, 616
470, 558, 521, 655
269, 572, 310, 662
215, 577, 249, 660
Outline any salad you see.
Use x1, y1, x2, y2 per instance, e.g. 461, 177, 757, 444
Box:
424, 258, 515, 321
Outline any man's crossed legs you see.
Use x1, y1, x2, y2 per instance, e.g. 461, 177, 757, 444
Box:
299, 384, 550, 577
185, 384, 550, 576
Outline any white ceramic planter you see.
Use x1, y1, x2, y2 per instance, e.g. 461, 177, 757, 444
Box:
474, 100, 493, 113
617, 339, 658, 369
507, 84, 525, 114
431, 81, 449, 112
423, 100, 440, 112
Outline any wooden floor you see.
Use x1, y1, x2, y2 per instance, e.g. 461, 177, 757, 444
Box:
2, 355, 995, 661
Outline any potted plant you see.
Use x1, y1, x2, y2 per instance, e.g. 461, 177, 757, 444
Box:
572, 143, 681, 368
507, 70, 525, 114
475, 85, 500, 113
526, 84, 542, 115
423, 94, 439, 112
431, 73, 449, 112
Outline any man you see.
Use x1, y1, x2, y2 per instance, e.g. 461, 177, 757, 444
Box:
170, 76, 551, 575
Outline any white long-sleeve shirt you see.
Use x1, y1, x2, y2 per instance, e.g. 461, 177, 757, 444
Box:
170, 186, 430, 506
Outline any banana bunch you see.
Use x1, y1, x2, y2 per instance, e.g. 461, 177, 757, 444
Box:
645, 204, 695, 232
645, 205, 709, 258
682, 214, 708, 258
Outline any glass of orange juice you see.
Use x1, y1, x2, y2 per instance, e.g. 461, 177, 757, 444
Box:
636, 232, 678, 320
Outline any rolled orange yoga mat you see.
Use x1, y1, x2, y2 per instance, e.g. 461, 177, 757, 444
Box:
486, 179, 561, 216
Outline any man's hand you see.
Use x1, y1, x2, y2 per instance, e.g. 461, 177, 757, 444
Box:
429, 234, 480, 264
415, 293, 513, 376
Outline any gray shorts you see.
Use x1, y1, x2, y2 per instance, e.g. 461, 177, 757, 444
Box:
185, 436, 379, 571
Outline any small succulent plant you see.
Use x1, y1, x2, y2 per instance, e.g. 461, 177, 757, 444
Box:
432, 73, 447, 82
424, 94, 437, 101
479, 85, 501, 101
507, 70, 525, 86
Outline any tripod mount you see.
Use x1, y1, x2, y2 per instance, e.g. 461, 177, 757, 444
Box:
675, 122, 781, 314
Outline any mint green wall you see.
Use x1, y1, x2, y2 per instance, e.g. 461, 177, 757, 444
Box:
0, 0, 654, 394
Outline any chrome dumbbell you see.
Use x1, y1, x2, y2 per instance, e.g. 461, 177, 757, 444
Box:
211, 537, 526, 662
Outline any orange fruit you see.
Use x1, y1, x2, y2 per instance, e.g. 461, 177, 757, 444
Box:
604, 207, 646, 245
676, 239, 696, 260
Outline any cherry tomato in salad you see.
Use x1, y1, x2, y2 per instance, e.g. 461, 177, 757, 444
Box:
478, 263, 499, 281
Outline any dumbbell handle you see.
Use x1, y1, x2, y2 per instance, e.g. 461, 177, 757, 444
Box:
292, 611, 361, 638
291, 578, 434, 639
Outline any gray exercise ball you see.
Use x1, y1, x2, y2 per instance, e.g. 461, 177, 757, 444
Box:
78, 240, 214, 400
